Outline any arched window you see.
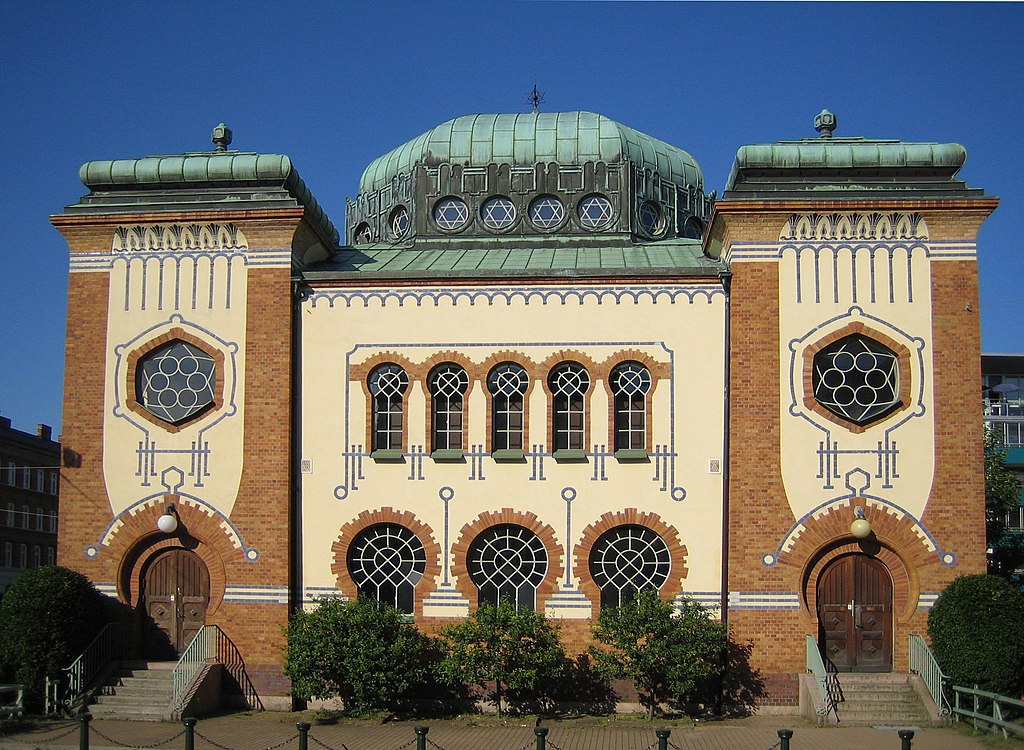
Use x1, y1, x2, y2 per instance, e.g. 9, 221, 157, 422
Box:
429, 364, 469, 452
610, 362, 651, 451
347, 523, 426, 615
368, 364, 409, 452
548, 363, 590, 452
467, 524, 547, 609
589, 525, 670, 609
487, 363, 528, 452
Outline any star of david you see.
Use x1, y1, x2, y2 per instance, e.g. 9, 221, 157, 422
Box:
579, 195, 613, 228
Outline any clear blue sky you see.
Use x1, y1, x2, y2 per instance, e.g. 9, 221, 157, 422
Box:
2, 2, 1022, 435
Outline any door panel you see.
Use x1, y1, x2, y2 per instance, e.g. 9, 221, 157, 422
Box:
142, 549, 210, 656
817, 554, 892, 672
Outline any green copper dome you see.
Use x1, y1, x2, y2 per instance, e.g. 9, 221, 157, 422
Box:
359, 112, 703, 194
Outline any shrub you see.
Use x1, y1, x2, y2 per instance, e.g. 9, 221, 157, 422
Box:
437, 600, 565, 717
0, 566, 107, 712
590, 590, 727, 719
928, 573, 1024, 697
284, 596, 429, 713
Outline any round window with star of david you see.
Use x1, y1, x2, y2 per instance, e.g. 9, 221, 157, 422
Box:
637, 201, 663, 236
136, 340, 217, 425
433, 197, 470, 231
528, 195, 565, 230
389, 206, 410, 239
481, 196, 516, 231
812, 334, 901, 425
577, 194, 614, 230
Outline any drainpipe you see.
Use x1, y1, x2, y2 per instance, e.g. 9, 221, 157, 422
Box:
717, 268, 732, 716
289, 276, 308, 699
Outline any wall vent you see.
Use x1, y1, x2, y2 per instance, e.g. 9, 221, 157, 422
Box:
708, 458, 722, 475
300, 458, 313, 475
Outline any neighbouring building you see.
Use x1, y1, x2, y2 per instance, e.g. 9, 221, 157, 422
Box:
982, 353, 1024, 570
0, 415, 60, 591
51, 110, 996, 709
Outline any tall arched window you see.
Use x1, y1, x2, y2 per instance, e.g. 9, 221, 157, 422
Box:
487, 363, 528, 452
347, 523, 426, 615
610, 361, 651, 451
368, 364, 409, 452
589, 525, 670, 609
467, 524, 547, 609
429, 364, 469, 452
548, 363, 590, 452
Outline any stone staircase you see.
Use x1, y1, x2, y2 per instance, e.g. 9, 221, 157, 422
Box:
831, 673, 935, 727
86, 660, 176, 721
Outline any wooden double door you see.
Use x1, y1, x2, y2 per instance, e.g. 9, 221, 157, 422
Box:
141, 549, 210, 658
817, 554, 893, 672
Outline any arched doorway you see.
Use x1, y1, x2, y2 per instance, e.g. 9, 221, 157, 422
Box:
817, 553, 892, 672
140, 548, 210, 658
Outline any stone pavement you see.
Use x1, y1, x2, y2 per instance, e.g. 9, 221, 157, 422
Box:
0, 714, 992, 750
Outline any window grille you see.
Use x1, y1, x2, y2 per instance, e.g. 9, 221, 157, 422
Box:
429, 364, 469, 451
548, 363, 590, 451
589, 525, 670, 609
368, 364, 409, 451
611, 362, 651, 450
347, 523, 426, 615
468, 524, 547, 609
487, 363, 528, 451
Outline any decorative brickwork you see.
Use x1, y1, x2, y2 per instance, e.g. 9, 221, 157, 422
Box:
331, 507, 442, 619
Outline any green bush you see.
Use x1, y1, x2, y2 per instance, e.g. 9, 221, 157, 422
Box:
0, 566, 107, 712
590, 590, 727, 719
928, 573, 1024, 697
437, 600, 565, 717
284, 596, 429, 713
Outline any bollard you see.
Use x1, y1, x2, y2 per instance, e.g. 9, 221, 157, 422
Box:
184, 718, 197, 750
655, 725, 671, 750
898, 729, 914, 750
777, 729, 793, 750
297, 722, 311, 750
78, 712, 91, 750
415, 725, 429, 750
535, 726, 548, 750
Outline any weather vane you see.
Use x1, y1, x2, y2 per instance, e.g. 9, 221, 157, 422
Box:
527, 83, 545, 114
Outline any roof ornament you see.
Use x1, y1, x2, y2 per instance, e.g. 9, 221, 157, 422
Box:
212, 123, 233, 151
814, 109, 837, 139
526, 83, 545, 114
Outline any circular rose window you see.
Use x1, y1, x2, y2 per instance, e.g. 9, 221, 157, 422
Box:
136, 340, 217, 425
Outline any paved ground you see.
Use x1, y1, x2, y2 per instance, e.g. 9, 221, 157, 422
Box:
0, 714, 995, 750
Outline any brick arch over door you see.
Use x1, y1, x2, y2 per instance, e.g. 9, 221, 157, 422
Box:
573, 509, 688, 613
331, 507, 442, 620
113, 496, 237, 616
451, 508, 564, 614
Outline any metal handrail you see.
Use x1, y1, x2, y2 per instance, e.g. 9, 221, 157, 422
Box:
952, 684, 1024, 738
908, 633, 951, 716
805, 634, 837, 718
45, 623, 128, 714
172, 625, 263, 711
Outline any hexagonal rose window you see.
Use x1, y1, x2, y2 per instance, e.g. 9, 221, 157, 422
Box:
136, 340, 217, 425
812, 334, 900, 426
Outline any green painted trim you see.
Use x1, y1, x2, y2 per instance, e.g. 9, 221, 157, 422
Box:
553, 449, 588, 463
491, 449, 526, 463
370, 449, 404, 462
614, 449, 650, 462
431, 449, 465, 462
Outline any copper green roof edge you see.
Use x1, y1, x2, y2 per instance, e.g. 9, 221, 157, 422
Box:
306, 240, 721, 278
77, 152, 339, 245
725, 139, 968, 191
358, 112, 703, 194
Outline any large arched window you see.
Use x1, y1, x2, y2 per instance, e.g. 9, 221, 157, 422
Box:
347, 523, 426, 615
368, 364, 409, 452
610, 362, 651, 451
589, 525, 670, 609
467, 524, 547, 609
548, 363, 590, 452
428, 364, 469, 453
487, 363, 528, 453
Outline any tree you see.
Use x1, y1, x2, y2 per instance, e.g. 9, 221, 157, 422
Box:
283, 596, 429, 713
928, 573, 1024, 697
984, 428, 1024, 586
0, 566, 107, 712
590, 590, 727, 719
437, 601, 565, 717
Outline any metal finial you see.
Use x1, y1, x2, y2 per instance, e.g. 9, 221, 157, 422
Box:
814, 109, 837, 139
212, 123, 233, 151
527, 83, 545, 114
